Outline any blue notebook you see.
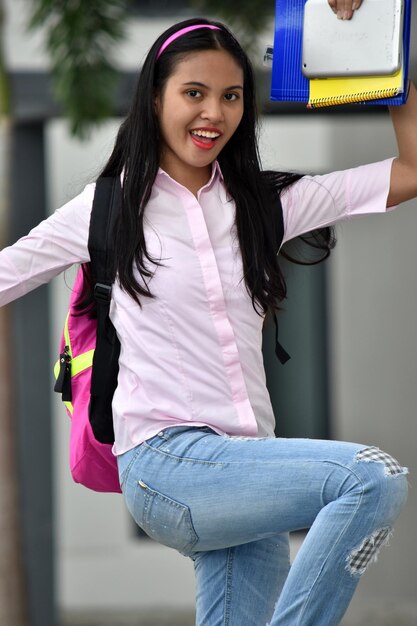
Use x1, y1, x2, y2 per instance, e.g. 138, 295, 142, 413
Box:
271, 0, 412, 106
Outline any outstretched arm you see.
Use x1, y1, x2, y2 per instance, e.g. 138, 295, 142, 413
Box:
388, 83, 417, 207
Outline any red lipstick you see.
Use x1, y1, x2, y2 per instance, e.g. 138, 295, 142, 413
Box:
189, 127, 222, 151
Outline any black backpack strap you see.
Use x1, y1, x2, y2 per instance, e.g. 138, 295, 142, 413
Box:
89, 176, 122, 290
88, 176, 122, 444
272, 189, 291, 365
273, 312, 290, 364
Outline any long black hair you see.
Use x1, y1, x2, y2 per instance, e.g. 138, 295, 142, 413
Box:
96, 17, 335, 315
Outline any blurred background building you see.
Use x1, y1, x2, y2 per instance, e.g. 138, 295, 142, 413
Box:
1, 0, 417, 624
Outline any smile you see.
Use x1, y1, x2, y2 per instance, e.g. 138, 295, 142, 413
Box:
190, 128, 222, 150
191, 129, 221, 139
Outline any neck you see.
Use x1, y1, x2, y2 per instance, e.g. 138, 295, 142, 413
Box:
159, 160, 212, 196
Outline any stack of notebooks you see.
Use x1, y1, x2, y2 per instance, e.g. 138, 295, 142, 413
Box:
271, 0, 412, 107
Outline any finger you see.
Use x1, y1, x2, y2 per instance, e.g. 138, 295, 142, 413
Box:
327, 0, 338, 13
339, 0, 354, 20
327, 1, 350, 20
330, 0, 358, 20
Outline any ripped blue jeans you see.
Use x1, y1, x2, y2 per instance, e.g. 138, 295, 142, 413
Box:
117, 427, 408, 626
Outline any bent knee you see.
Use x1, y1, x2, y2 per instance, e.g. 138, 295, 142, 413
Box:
354, 446, 408, 517
355, 447, 408, 477
345, 446, 408, 577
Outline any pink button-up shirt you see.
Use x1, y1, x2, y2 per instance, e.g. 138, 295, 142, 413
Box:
0, 158, 395, 454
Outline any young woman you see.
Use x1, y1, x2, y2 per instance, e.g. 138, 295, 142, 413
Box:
1, 2, 415, 624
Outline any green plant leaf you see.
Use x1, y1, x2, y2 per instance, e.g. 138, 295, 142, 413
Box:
28, 0, 130, 138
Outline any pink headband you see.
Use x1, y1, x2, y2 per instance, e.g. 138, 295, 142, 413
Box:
156, 24, 221, 60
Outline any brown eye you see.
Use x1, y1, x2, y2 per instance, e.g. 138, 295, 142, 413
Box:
224, 93, 239, 101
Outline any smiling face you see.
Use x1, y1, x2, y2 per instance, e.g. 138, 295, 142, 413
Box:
155, 49, 244, 193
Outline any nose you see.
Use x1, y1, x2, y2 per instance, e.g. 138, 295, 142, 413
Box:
201, 97, 225, 123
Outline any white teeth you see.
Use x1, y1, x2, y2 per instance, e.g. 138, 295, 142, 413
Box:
191, 130, 220, 139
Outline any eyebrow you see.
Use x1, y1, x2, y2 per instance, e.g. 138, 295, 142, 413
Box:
182, 81, 244, 90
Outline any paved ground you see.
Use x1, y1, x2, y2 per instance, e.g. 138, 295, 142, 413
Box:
60, 611, 194, 626
60, 611, 416, 626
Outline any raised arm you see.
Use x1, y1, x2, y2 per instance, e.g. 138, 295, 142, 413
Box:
388, 83, 417, 207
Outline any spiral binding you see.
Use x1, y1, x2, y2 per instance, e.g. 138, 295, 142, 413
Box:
309, 87, 400, 108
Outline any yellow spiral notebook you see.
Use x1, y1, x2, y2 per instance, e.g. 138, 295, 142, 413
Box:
308, 66, 404, 108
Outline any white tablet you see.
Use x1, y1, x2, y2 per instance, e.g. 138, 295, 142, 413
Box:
302, 0, 404, 78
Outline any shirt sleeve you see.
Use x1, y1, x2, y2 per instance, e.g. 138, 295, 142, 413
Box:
0, 183, 95, 306
280, 158, 395, 244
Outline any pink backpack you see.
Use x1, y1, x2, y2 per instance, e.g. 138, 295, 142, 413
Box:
54, 177, 122, 492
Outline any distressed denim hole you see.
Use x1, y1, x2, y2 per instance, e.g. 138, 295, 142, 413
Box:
346, 527, 391, 576
355, 446, 407, 476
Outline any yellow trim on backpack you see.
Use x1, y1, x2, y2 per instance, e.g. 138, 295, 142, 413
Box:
54, 350, 95, 379
63, 399, 74, 415
54, 311, 95, 416
71, 350, 95, 375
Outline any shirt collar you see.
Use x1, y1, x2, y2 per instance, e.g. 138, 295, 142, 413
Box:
156, 160, 224, 189
211, 160, 224, 183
